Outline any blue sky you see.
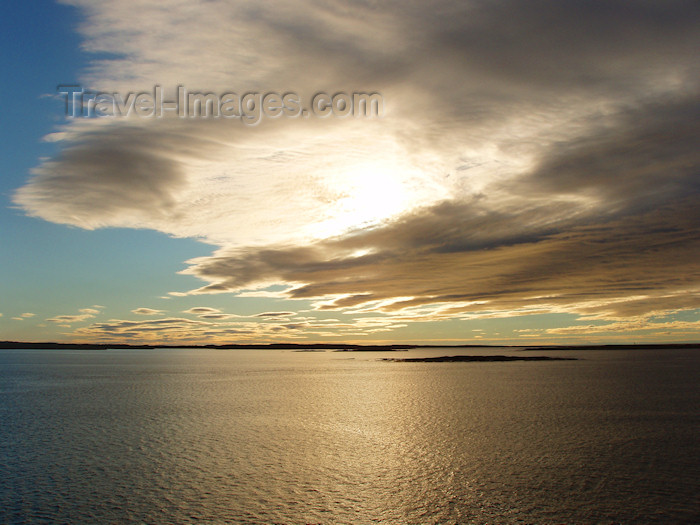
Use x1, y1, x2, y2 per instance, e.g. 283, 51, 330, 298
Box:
1, 1, 699, 345
0, 2, 212, 340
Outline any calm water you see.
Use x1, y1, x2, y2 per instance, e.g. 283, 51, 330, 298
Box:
1, 347, 698, 524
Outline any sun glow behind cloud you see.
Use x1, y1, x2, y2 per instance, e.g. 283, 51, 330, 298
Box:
310, 157, 439, 238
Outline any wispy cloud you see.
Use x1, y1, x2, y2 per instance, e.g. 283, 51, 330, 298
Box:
64, 312, 410, 344
184, 200, 700, 320
47, 306, 104, 325
255, 311, 295, 318
11, 313, 35, 321
47, 314, 94, 324
131, 307, 164, 315
545, 319, 700, 336
183, 307, 221, 315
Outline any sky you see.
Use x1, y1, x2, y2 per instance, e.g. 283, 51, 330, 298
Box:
1, 0, 699, 345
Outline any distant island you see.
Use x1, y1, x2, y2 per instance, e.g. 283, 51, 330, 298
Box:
382, 355, 578, 362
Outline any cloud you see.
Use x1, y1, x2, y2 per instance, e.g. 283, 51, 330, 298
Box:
184, 307, 221, 315
544, 319, 700, 336
131, 307, 163, 315
15, 126, 193, 230
11, 313, 35, 321
63, 311, 411, 344
80, 308, 101, 315
47, 306, 103, 325
70, 316, 287, 343
12, 0, 700, 338
518, 94, 700, 213
255, 311, 295, 318
182, 306, 242, 320
47, 314, 94, 324
19, 1, 697, 243
74, 317, 214, 341
184, 198, 700, 321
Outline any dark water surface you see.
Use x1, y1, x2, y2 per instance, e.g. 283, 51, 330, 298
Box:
1, 347, 698, 523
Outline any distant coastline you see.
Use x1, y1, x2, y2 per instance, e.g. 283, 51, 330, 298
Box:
0, 341, 697, 351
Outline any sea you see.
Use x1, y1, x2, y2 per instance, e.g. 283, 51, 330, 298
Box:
1, 346, 698, 524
